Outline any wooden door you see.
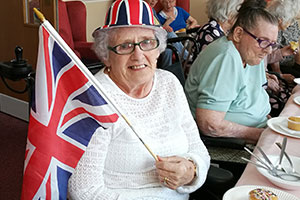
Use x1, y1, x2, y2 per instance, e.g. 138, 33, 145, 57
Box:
0, 0, 57, 102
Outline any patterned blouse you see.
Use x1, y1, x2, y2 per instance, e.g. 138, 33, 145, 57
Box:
196, 18, 225, 53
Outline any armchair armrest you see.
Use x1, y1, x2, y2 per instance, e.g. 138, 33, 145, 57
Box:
201, 135, 247, 150
189, 165, 234, 200
205, 165, 234, 186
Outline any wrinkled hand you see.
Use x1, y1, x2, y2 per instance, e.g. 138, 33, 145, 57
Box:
166, 15, 175, 23
267, 74, 280, 94
281, 45, 295, 57
281, 73, 295, 84
163, 25, 174, 32
155, 156, 195, 190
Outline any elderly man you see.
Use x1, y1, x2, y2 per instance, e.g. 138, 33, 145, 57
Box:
184, 1, 279, 144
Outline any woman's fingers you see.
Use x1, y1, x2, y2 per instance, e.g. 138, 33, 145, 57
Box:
156, 156, 195, 188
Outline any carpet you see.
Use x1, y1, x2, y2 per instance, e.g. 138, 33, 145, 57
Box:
0, 112, 28, 199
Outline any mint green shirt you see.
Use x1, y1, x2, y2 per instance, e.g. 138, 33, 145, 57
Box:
185, 36, 270, 128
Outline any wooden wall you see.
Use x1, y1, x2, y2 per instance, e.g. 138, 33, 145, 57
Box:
0, 0, 56, 102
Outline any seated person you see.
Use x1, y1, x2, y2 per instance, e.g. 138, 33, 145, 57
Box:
196, 0, 244, 53
264, 45, 295, 94
184, 1, 279, 144
157, 0, 198, 33
145, 0, 188, 69
266, 0, 300, 81
68, 0, 210, 199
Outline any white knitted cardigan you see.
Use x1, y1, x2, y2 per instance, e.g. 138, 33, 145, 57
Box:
68, 69, 210, 200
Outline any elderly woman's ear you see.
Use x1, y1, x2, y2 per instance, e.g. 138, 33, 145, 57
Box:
232, 26, 244, 43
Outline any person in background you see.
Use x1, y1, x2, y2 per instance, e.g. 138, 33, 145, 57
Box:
266, 0, 300, 81
196, 0, 244, 53
184, 0, 279, 144
157, 0, 198, 33
145, 0, 188, 70
68, 0, 210, 199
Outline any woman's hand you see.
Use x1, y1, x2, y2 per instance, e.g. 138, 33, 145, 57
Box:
163, 25, 174, 32
281, 73, 295, 83
267, 73, 280, 94
163, 16, 175, 32
165, 15, 175, 25
155, 156, 195, 190
280, 45, 295, 57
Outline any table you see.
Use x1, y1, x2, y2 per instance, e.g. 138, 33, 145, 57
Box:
235, 85, 300, 198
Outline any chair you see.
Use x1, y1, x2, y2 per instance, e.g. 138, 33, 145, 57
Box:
167, 35, 200, 77
160, 44, 186, 86
57, 0, 99, 65
189, 165, 235, 200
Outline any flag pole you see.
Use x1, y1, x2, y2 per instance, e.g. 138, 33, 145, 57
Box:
33, 8, 45, 22
33, 8, 158, 161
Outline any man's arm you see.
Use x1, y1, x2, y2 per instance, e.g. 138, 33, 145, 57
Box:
195, 108, 264, 144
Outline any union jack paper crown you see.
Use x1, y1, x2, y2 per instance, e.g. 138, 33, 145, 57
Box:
93, 0, 160, 37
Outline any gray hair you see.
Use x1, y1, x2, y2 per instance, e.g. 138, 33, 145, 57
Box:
206, 0, 244, 23
92, 27, 167, 62
231, 0, 278, 32
266, 0, 300, 26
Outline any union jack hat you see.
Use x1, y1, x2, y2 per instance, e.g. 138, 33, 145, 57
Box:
93, 0, 160, 37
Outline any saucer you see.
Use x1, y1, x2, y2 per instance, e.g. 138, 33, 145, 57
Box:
294, 78, 300, 85
267, 117, 300, 139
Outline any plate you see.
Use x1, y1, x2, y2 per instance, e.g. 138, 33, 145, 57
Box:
223, 185, 299, 200
256, 155, 300, 190
267, 117, 300, 139
294, 96, 300, 106
294, 78, 300, 85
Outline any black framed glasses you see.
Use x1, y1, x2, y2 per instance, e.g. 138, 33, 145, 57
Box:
108, 38, 159, 55
243, 28, 279, 50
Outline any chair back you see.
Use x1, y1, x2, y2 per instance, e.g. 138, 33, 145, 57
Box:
58, 0, 99, 64
58, 0, 80, 57
65, 1, 87, 43
162, 44, 186, 86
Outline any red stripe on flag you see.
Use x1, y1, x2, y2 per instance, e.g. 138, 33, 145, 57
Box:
42, 27, 53, 111
61, 107, 119, 127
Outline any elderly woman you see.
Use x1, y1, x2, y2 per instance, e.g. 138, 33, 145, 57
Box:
157, 0, 198, 33
67, 0, 210, 199
196, 0, 243, 52
266, 0, 300, 80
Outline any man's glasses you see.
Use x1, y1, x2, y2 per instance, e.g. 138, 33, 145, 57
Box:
108, 38, 159, 55
243, 28, 279, 50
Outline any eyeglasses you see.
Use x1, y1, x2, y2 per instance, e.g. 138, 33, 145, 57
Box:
108, 38, 159, 55
243, 28, 279, 50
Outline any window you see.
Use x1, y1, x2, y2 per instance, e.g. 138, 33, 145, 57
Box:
23, 0, 40, 24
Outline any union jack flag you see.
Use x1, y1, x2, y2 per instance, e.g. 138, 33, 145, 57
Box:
21, 20, 119, 200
